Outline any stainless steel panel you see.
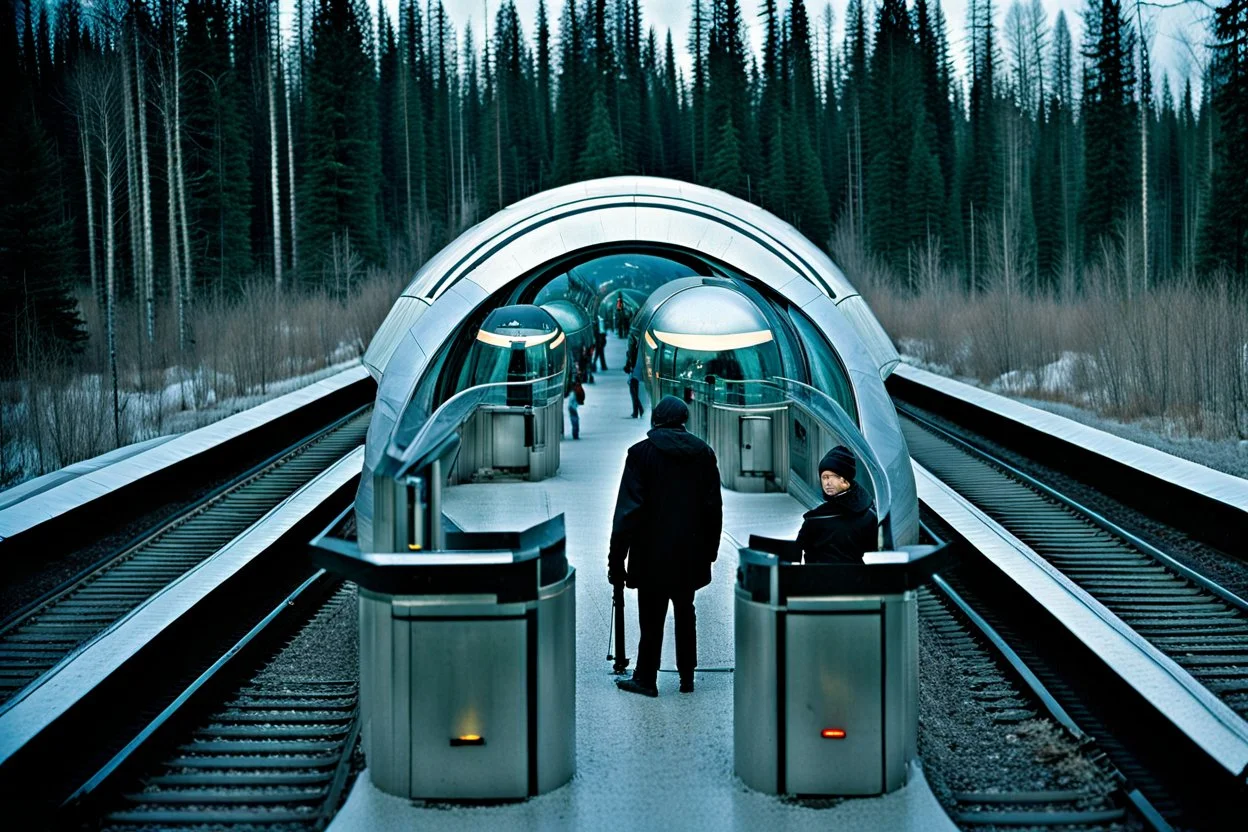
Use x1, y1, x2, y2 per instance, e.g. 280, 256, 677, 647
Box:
536, 572, 576, 793
882, 593, 911, 791
734, 588, 779, 793
408, 616, 529, 799
360, 591, 414, 796
491, 411, 529, 469
741, 415, 773, 474
784, 610, 883, 795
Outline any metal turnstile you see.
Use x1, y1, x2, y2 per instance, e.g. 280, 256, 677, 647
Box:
734, 538, 951, 796
312, 515, 575, 799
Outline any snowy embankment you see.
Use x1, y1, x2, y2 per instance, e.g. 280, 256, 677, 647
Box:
898, 345, 1248, 481
0, 349, 363, 493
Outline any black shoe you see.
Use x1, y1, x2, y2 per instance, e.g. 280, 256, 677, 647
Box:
680, 678, 695, 694
616, 677, 658, 697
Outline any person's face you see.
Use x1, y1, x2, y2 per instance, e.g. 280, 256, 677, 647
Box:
821, 470, 850, 496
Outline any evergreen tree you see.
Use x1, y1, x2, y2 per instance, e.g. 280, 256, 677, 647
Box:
659, 29, 687, 178
1201, 0, 1248, 275
552, 0, 587, 184
0, 31, 85, 369
181, 0, 252, 292
963, 0, 1002, 285
841, 0, 868, 236
535, 0, 553, 183
865, 0, 920, 267
1079, 0, 1136, 261
301, 0, 382, 270
785, 0, 831, 242
378, 7, 402, 239
577, 87, 621, 178
704, 0, 749, 195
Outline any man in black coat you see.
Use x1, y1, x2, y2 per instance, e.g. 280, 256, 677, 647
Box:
795, 446, 878, 564
609, 396, 723, 696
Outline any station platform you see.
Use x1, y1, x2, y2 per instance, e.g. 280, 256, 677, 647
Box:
330, 337, 955, 830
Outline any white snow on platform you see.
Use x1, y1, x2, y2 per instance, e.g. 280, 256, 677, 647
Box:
330, 337, 955, 831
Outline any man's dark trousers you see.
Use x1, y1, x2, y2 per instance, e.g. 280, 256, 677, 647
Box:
633, 585, 696, 686
629, 377, 644, 417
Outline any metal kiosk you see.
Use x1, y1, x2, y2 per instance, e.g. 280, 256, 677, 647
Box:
734, 538, 952, 797
312, 517, 575, 800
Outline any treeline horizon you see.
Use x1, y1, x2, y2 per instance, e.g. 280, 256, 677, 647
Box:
2, 0, 1247, 377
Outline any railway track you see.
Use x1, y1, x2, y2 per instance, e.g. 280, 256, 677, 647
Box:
899, 406, 1248, 724
0, 409, 371, 709
94, 584, 359, 831
917, 576, 1154, 831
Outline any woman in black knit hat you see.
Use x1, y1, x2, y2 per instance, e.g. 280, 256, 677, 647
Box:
794, 446, 878, 564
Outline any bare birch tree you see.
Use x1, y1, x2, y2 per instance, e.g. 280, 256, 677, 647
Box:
173, 4, 192, 312
284, 58, 298, 277
122, 49, 142, 307
135, 14, 156, 342
157, 27, 184, 351
268, 3, 283, 290
77, 59, 125, 445
79, 104, 99, 305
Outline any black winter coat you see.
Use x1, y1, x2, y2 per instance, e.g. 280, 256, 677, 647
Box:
795, 483, 878, 565
608, 427, 723, 590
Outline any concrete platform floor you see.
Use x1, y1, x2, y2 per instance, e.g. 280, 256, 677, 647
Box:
330, 335, 955, 831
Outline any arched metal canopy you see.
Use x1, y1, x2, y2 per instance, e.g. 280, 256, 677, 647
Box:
364, 176, 899, 384
356, 176, 914, 551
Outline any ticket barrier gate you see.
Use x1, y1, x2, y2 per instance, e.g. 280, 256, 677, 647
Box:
734, 538, 952, 796
312, 514, 575, 800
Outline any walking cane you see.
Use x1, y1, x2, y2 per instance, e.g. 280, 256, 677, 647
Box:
607, 583, 630, 674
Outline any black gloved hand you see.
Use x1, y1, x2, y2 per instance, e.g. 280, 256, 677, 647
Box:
608, 567, 626, 587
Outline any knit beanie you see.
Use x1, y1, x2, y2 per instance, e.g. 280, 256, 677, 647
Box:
651, 395, 689, 428
819, 446, 857, 481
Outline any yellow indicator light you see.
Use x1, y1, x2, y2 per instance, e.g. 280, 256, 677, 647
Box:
821, 728, 847, 739
450, 735, 486, 746
407, 544, 422, 551
651, 329, 774, 351
476, 329, 558, 348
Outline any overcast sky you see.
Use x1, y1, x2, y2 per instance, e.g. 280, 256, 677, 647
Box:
297, 0, 1211, 98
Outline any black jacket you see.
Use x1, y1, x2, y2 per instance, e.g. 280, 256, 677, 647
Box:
608, 427, 723, 590
795, 483, 878, 565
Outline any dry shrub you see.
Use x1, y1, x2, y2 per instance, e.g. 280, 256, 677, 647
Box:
3, 270, 412, 485
850, 240, 1248, 442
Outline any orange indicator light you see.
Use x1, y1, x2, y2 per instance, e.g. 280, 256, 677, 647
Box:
821, 728, 847, 739
450, 735, 486, 746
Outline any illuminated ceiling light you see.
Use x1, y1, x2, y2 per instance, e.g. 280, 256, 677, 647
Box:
651, 329, 774, 351
476, 329, 559, 348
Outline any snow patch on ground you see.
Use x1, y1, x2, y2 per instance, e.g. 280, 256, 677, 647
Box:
899, 350, 1248, 480
1, 351, 364, 492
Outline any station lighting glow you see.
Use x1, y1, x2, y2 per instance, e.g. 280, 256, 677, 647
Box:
651, 329, 774, 351
475, 329, 559, 348
821, 728, 847, 739
450, 734, 486, 746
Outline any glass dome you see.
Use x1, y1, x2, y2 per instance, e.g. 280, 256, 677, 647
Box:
643, 285, 783, 405
458, 305, 566, 396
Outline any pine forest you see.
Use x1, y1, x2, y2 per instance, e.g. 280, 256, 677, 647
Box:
2, 0, 1248, 484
